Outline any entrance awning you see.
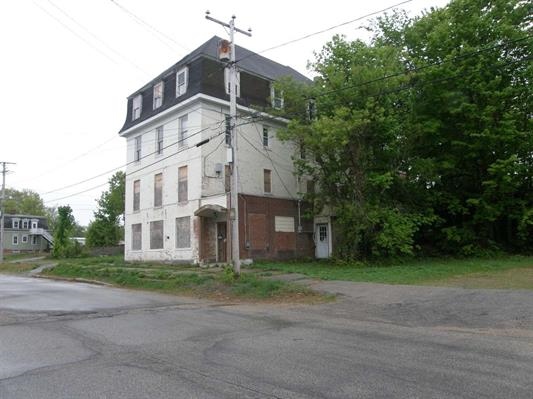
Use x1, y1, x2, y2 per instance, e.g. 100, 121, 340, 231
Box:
194, 204, 227, 218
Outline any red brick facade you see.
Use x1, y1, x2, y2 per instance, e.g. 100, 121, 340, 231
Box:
238, 194, 315, 260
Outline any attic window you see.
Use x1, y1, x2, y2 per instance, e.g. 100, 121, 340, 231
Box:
132, 94, 142, 120
271, 85, 284, 109
176, 67, 188, 97
153, 82, 164, 109
224, 68, 240, 97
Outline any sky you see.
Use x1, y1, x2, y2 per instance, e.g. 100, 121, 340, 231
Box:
0, 0, 449, 226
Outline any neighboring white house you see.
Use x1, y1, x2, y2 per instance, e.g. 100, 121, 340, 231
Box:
119, 36, 331, 263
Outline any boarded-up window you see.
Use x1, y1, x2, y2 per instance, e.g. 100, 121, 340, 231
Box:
133, 180, 140, 211
156, 126, 164, 154
134, 135, 142, 161
132, 223, 142, 250
150, 220, 164, 249
249, 213, 266, 250
275, 216, 295, 232
264, 169, 272, 193
154, 173, 163, 207
176, 216, 190, 248
178, 166, 188, 203
225, 164, 231, 192
179, 114, 188, 147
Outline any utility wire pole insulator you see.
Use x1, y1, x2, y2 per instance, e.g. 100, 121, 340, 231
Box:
206, 12, 251, 275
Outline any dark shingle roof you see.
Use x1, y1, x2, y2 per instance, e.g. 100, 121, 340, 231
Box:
128, 36, 309, 98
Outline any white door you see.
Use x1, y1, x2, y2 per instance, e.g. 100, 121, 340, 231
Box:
315, 223, 329, 258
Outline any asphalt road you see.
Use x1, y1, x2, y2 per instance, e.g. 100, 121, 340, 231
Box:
1, 275, 532, 398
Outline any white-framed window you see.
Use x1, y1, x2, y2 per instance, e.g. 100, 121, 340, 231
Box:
133, 180, 140, 212
178, 114, 188, 147
156, 126, 164, 155
12, 219, 19, 229
131, 223, 142, 250
134, 135, 142, 162
32, 235, 38, 245
154, 173, 163, 208
12, 235, 18, 245
31, 220, 38, 229
176, 67, 188, 97
271, 85, 284, 109
224, 68, 240, 97
264, 169, 272, 193
22, 220, 29, 229
178, 166, 188, 203
176, 216, 191, 248
262, 126, 269, 147
153, 81, 164, 109
132, 94, 142, 120
22, 235, 28, 243
150, 220, 164, 249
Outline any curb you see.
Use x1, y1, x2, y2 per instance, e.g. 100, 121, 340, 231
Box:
33, 274, 112, 287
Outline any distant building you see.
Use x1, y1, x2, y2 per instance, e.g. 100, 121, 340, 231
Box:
2, 214, 53, 253
119, 36, 331, 263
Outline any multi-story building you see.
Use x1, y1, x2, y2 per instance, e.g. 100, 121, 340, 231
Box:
119, 36, 331, 263
2, 214, 52, 253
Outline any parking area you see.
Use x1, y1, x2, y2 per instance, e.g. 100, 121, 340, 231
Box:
1, 275, 532, 398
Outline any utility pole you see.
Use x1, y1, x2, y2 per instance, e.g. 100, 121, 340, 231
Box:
0, 162, 15, 263
205, 11, 251, 274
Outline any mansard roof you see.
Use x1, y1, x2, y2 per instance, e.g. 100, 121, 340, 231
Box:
128, 36, 309, 99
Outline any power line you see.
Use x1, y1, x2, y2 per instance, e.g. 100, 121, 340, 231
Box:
236, 0, 412, 64
45, 0, 150, 76
15, 105, 222, 187
32, 1, 119, 65
41, 118, 226, 197
42, 118, 260, 205
109, 0, 189, 54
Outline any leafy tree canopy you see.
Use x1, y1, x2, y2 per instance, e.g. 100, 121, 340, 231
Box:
278, 0, 532, 258
3, 188, 46, 216
86, 171, 125, 248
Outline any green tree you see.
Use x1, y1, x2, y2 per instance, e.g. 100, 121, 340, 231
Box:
52, 205, 80, 258
86, 171, 125, 247
280, 36, 434, 259
3, 188, 46, 215
401, 0, 533, 253
279, 0, 532, 258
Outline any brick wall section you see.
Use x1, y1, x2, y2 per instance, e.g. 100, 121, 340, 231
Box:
239, 194, 314, 260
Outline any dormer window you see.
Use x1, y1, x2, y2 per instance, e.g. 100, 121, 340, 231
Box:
176, 67, 188, 97
271, 85, 284, 109
132, 94, 142, 120
224, 68, 240, 97
153, 82, 164, 109
12, 219, 20, 229
22, 220, 29, 229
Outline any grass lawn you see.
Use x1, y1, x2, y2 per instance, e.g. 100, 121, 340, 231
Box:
42, 256, 324, 302
252, 255, 533, 288
0, 262, 38, 274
